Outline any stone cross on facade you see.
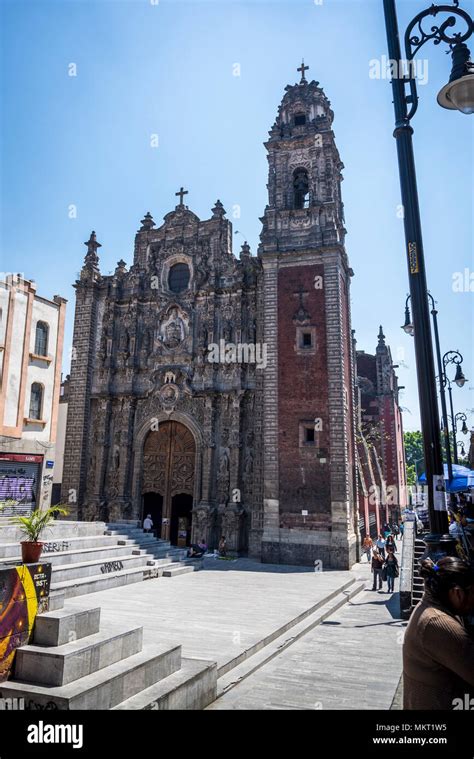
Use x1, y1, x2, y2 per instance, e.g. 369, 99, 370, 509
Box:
293, 285, 311, 323
297, 59, 309, 82
175, 187, 188, 206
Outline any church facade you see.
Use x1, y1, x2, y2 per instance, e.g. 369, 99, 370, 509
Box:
61, 66, 359, 569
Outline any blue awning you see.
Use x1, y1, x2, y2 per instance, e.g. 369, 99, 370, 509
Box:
418, 464, 474, 492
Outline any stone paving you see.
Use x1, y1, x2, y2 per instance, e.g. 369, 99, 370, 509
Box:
208, 556, 405, 710
64, 553, 404, 709
67, 557, 360, 674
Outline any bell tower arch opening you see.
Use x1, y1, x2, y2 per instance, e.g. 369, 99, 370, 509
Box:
293, 168, 310, 209
141, 420, 196, 545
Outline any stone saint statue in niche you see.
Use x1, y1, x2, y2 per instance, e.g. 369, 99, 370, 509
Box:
162, 308, 185, 349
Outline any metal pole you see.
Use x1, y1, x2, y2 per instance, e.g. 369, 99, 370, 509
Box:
429, 302, 453, 480
448, 382, 458, 465
383, 0, 447, 537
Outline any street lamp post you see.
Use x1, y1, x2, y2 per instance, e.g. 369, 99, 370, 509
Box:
442, 351, 468, 466
384, 0, 474, 554
452, 411, 469, 464
456, 440, 467, 460
402, 297, 468, 479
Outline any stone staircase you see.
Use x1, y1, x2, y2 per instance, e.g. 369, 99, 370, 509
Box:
0, 598, 216, 710
0, 519, 202, 600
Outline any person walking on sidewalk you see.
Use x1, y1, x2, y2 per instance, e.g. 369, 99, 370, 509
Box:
386, 534, 397, 553
403, 557, 474, 709
372, 550, 384, 591
375, 534, 386, 558
362, 535, 373, 563
384, 546, 399, 593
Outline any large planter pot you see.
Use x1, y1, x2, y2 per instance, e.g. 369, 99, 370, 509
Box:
21, 541, 44, 564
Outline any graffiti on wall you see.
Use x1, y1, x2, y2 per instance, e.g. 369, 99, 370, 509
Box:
0, 563, 51, 682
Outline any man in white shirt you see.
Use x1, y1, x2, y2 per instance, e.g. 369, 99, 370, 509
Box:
375, 534, 386, 558
143, 514, 153, 533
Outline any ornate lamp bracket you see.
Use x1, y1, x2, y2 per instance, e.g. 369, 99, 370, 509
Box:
402, 3, 474, 120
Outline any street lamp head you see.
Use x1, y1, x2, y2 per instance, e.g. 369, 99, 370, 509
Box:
454, 363, 468, 388
462, 420, 469, 435
437, 42, 474, 115
401, 303, 415, 336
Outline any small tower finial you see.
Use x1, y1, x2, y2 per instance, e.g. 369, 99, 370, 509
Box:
140, 211, 155, 231
212, 199, 226, 219
297, 59, 309, 83
81, 231, 101, 279
83, 231, 101, 266
378, 325, 386, 345
240, 241, 251, 258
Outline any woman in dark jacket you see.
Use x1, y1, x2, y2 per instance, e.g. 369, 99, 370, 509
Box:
386, 534, 397, 553
384, 546, 399, 593
403, 556, 474, 709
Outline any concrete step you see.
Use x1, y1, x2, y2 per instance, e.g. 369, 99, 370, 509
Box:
112, 658, 217, 711
48, 590, 66, 612
0, 544, 145, 567
52, 566, 146, 599
51, 554, 154, 583
0, 534, 130, 559
107, 527, 159, 538
162, 565, 196, 577
34, 607, 101, 647
0, 642, 181, 710
209, 579, 366, 703
15, 625, 143, 687
0, 521, 107, 543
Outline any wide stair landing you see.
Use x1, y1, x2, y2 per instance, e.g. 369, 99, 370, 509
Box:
0, 519, 202, 602
0, 597, 216, 710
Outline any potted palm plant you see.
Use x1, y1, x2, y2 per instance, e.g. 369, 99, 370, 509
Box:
12, 506, 68, 563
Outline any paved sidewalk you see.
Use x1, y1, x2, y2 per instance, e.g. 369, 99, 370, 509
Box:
66, 557, 358, 674
209, 558, 405, 710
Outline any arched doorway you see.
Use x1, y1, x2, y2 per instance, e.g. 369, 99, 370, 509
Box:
141, 421, 195, 545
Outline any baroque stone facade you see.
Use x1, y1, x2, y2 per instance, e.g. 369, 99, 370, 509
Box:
62, 66, 360, 568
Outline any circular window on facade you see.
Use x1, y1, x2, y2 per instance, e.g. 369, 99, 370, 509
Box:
168, 263, 190, 293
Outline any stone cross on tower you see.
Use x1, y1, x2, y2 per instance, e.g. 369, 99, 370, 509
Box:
175, 186, 189, 207
297, 59, 309, 83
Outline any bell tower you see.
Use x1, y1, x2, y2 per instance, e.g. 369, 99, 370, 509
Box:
259, 60, 346, 254
258, 63, 358, 569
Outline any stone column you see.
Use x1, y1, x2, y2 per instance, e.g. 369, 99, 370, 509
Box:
261, 257, 280, 542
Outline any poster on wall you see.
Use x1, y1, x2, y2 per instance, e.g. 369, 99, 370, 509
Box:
433, 475, 448, 512
0, 454, 43, 516
0, 563, 51, 682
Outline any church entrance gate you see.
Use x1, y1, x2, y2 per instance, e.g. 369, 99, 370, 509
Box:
141, 421, 196, 544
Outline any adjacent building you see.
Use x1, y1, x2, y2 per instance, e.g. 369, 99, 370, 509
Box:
0, 276, 67, 514
356, 327, 407, 536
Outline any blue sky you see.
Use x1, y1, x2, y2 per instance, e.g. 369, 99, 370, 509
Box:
1, 0, 473, 432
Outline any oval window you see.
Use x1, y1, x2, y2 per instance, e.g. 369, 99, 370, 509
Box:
168, 263, 190, 293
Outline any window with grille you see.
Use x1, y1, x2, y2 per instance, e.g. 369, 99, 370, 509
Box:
29, 383, 43, 420
168, 263, 190, 293
35, 322, 49, 356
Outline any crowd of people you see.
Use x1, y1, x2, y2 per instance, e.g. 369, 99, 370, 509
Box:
362, 523, 401, 593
